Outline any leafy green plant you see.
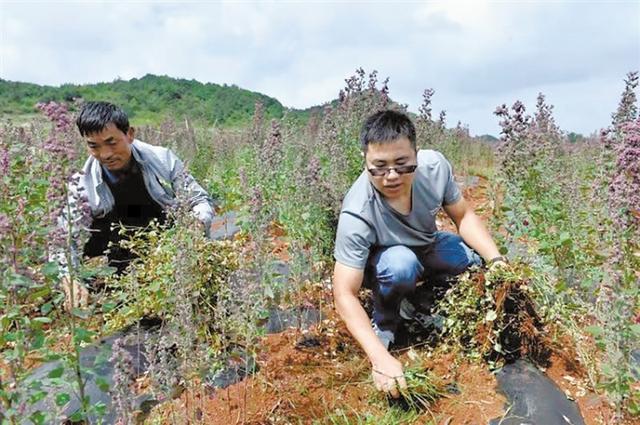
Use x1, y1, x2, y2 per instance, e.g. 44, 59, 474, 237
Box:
492, 74, 640, 418
102, 220, 240, 339
397, 365, 445, 413
0, 104, 112, 423
436, 264, 551, 368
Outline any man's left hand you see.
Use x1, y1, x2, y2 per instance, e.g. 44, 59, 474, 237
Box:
486, 256, 508, 272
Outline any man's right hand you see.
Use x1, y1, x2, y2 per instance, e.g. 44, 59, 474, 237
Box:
333, 262, 408, 398
372, 355, 407, 398
61, 276, 89, 311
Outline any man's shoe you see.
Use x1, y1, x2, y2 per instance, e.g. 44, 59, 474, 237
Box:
399, 298, 444, 332
412, 311, 444, 331
399, 298, 417, 320
372, 322, 395, 350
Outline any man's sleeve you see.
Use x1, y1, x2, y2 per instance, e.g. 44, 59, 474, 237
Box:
165, 149, 216, 237
49, 179, 84, 279
440, 154, 461, 205
334, 212, 376, 270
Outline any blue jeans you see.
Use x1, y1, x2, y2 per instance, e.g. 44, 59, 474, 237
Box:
365, 232, 482, 334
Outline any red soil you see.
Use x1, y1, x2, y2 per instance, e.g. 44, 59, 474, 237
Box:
148, 176, 629, 424
153, 317, 507, 424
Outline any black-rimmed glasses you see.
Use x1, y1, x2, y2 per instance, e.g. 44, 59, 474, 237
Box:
367, 164, 417, 177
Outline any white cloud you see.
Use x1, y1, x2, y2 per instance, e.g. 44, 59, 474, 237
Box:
1, 1, 638, 135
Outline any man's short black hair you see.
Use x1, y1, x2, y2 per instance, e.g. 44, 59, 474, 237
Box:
76, 101, 130, 137
360, 109, 417, 151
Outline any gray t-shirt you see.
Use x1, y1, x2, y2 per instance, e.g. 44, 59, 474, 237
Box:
334, 150, 461, 269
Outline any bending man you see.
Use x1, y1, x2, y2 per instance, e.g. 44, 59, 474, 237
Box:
55, 101, 215, 309
332, 110, 505, 398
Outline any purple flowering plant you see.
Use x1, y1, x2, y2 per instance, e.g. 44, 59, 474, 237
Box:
0, 102, 115, 423
6, 69, 638, 421
494, 73, 640, 416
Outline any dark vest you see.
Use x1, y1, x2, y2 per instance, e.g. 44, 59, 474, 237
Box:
83, 159, 166, 273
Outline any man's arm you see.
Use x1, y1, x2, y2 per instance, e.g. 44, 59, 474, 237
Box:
165, 149, 215, 236
50, 179, 89, 310
333, 261, 407, 398
443, 196, 501, 262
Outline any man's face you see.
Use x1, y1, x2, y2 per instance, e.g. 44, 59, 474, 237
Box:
85, 123, 135, 171
364, 137, 417, 200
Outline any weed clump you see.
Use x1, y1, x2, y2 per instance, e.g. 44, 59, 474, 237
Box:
437, 263, 552, 368
102, 220, 240, 341
394, 365, 445, 413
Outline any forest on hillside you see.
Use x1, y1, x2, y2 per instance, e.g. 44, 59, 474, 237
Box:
0, 74, 287, 127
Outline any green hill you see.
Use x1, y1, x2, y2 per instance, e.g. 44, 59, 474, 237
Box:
476, 134, 499, 143
0, 74, 288, 127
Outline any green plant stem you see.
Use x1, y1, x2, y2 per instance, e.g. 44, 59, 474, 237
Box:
62, 187, 90, 421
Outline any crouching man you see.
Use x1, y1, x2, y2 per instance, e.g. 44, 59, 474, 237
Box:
332, 110, 506, 398
55, 101, 215, 309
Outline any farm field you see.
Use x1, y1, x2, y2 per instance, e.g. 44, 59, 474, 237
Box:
1, 70, 638, 424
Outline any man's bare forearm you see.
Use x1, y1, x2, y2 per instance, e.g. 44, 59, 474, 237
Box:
458, 212, 500, 261
334, 292, 394, 365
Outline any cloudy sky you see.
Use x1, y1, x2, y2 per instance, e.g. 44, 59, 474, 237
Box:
1, 1, 638, 135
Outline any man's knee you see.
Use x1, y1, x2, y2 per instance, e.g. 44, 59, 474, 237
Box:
430, 232, 482, 275
373, 245, 422, 294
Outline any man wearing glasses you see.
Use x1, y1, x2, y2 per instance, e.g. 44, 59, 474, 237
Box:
332, 110, 505, 398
